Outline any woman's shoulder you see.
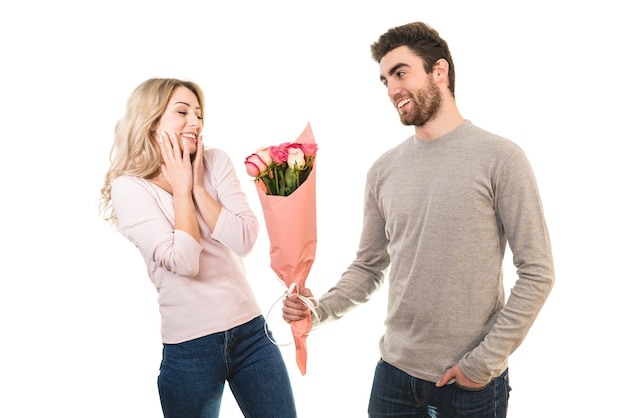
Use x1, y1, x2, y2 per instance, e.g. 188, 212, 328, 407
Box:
201, 147, 236, 169
111, 175, 152, 196
111, 175, 142, 188
202, 146, 228, 160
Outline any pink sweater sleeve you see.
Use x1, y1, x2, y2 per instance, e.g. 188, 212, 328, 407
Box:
203, 148, 259, 257
111, 176, 204, 276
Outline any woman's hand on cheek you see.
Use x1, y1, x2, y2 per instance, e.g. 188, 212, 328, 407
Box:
192, 134, 206, 193
159, 131, 193, 195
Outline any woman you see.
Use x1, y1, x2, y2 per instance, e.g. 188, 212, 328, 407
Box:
100, 78, 297, 418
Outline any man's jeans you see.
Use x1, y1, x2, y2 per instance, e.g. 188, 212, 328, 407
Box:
157, 315, 297, 418
368, 359, 510, 417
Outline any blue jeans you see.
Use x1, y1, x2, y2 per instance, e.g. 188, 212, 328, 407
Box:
368, 359, 510, 418
157, 315, 297, 418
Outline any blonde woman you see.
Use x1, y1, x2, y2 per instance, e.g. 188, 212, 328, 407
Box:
100, 78, 297, 418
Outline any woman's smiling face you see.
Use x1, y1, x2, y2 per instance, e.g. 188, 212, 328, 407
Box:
155, 86, 203, 154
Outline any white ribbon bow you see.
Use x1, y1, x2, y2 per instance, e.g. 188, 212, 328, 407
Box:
264, 281, 320, 346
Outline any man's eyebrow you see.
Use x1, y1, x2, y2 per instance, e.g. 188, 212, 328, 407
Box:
380, 63, 409, 82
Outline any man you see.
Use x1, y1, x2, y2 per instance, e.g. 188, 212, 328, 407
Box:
283, 21, 554, 417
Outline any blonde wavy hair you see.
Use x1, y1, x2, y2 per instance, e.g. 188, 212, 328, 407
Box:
99, 78, 205, 227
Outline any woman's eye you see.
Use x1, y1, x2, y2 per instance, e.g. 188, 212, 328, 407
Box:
197, 115, 203, 120
178, 111, 187, 116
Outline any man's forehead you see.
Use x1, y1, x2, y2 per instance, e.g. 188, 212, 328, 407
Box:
380, 46, 421, 75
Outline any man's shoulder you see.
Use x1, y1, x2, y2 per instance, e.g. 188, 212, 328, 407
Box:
464, 123, 523, 155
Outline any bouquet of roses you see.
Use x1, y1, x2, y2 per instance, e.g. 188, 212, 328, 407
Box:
245, 139, 317, 196
244, 122, 318, 375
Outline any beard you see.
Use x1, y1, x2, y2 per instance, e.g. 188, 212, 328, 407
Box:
399, 77, 442, 127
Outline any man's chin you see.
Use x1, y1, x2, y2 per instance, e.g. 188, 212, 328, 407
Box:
399, 115, 416, 127
399, 113, 429, 127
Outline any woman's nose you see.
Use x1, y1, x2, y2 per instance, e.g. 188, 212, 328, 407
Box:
188, 114, 201, 126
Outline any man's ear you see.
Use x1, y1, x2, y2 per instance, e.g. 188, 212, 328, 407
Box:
433, 58, 449, 79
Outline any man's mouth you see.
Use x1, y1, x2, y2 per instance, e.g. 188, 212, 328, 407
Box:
397, 98, 411, 109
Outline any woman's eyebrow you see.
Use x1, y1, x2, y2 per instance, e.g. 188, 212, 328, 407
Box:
173, 101, 201, 111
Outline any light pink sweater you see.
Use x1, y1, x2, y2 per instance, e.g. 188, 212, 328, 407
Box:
111, 148, 261, 344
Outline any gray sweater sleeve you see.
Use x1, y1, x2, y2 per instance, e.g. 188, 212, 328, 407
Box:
459, 147, 554, 383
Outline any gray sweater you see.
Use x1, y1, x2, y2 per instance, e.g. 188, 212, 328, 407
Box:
315, 120, 554, 384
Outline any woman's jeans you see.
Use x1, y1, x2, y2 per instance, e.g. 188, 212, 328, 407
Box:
157, 315, 297, 418
368, 359, 510, 418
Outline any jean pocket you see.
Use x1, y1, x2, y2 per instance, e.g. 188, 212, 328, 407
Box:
453, 380, 491, 392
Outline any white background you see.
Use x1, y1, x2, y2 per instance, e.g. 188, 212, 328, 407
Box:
1, 1, 624, 416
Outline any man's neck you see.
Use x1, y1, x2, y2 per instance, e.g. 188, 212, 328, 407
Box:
414, 104, 464, 141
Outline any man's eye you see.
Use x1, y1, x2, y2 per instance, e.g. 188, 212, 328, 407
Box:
397, 71, 405, 78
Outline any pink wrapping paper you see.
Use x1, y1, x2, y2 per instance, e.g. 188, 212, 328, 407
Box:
255, 122, 316, 375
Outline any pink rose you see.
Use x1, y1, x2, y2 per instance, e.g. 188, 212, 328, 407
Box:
245, 153, 268, 177
300, 143, 318, 157
256, 147, 273, 166
271, 144, 290, 164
